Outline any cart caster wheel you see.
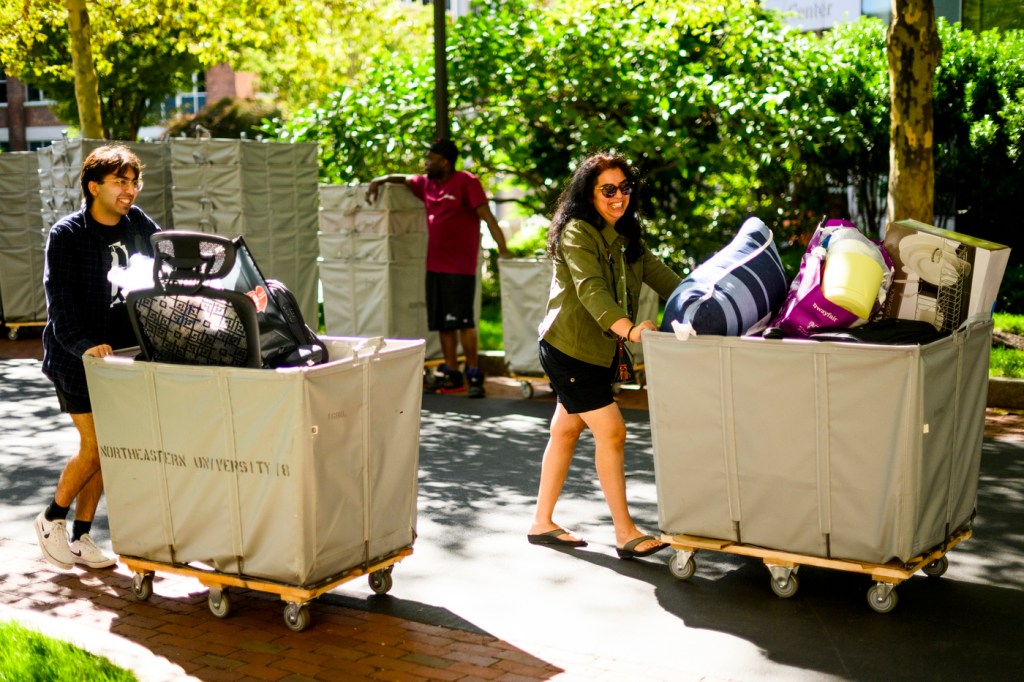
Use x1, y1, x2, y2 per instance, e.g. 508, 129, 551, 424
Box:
668, 553, 696, 580
207, 588, 232, 618
520, 381, 534, 399
369, 568, 394, 595
131, 572, 153, 601
770, 574, 799, 599
922, 555, 948, 578
7, 328, 18, 341
284, 602, 311, 631
867, 584, 899, 614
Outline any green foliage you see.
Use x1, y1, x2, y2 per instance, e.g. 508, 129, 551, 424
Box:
0, 0, 429, 141
265, 2, 1023, 275
993, 311, 1024, 334
933, 21, 1024, 263
990, 312, 1024, 378
990, 347, 1024, 378
163, 97, 283, 140
478, 302, 503, 351
0, 620, 138, 682
996, 265, 1024, 314
506, 216, 549, 257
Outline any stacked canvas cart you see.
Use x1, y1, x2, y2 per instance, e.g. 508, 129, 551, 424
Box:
0, 152, 46, 338
317, 183, 481, 362
7, 137, 321, 333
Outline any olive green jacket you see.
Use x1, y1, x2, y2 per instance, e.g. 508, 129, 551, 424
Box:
539, 218, 683, 366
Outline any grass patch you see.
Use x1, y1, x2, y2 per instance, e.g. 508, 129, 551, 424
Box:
991, 312, 1024, 378
479, 302, 503, 351
0, 620, 138, 681
991, 348, 1024, 379
993, 312, 1024, 336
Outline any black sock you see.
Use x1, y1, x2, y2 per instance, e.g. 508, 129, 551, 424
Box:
45, 500, 70, 522
71, 520, 92, 543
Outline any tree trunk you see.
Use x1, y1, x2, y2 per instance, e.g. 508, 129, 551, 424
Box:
64, 0, 104, 140
886, 0, 941, 226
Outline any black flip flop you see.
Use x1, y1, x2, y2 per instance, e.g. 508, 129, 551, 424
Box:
616, 534, 668, 559
527, 528, 588, 548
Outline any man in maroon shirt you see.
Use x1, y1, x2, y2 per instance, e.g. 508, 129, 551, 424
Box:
367, 139, 509, 397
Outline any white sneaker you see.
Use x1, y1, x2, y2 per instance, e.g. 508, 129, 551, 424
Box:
34, 511, 75, 569
69, 534, 116, 569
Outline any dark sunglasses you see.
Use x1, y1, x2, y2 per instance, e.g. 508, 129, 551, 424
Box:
597, 181, 633, 198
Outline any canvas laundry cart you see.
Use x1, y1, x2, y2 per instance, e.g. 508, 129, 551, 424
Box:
643, 319, 992, 613
498, 257, 552, 398
84, 336, 424, 631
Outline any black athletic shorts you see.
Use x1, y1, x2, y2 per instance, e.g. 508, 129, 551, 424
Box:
426, 271, 476, 332
54, 383, 91, 414
538, 339, 616, 414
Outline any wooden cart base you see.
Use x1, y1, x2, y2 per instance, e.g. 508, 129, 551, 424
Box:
662, 528, 971, 614
508, 364, 647, 399
4, 321, 45, 340
121, 547, 413, 631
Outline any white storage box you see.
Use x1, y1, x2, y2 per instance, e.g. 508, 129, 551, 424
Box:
644, 320, 991, 564
882, 220, 1010, 331
85, 337, 424, 587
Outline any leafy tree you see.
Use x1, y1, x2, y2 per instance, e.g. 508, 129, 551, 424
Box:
266, 0, 1021, 274
0, 0, 430, 141
933, 21, 1024, 263
272, 0, 822, 270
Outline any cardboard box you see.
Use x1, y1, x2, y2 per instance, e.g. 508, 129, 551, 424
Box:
882, 219, 1011, 331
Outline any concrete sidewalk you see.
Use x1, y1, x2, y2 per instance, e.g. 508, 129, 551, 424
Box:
3, 337, 1024, 681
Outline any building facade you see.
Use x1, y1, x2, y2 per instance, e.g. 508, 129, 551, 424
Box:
1, 64, 255, 151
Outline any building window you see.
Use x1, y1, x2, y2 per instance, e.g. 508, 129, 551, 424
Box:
154, 72, 207, 118
26, 83, 49, 103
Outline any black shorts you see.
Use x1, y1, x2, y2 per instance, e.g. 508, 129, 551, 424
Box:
538, 339, 616, 414
54, 383, 91, 414
426, 271, 476, 332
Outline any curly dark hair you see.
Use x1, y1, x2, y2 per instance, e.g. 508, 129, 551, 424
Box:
546, 152, 645, 263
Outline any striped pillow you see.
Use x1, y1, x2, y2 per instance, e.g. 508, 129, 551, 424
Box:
660, 217, 787, 336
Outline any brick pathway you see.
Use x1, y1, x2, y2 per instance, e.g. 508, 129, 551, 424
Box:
1, 537, 690, 682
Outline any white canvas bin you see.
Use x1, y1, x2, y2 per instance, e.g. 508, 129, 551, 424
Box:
499, 258, 551, 375
499, 258, 660, 377
643, 320, 991, 564
84, 336, 424, 587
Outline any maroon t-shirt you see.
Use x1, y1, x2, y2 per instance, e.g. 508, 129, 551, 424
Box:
408, 170, 488, 275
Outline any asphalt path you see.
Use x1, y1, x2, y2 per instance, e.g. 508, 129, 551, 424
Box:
2, 357, 1023, 681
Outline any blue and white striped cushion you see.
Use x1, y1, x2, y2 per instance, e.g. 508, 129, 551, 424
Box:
660, 217, 788, 336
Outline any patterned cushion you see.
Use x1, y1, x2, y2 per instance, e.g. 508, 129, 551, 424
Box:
660, 217, 788, 336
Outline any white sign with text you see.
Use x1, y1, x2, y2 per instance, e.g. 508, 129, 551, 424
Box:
763, 0, 861, 31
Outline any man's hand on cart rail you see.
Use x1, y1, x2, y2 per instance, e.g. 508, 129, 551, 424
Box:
84, 344, 114, 358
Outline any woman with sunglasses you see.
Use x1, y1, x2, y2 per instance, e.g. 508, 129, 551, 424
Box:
528, 153, 682, 559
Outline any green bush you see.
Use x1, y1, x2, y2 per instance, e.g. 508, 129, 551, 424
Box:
267, 2, 1024, 282
996, 265, 1024, 314
993, 311, 1024, 335
991, 347, 1024, 378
